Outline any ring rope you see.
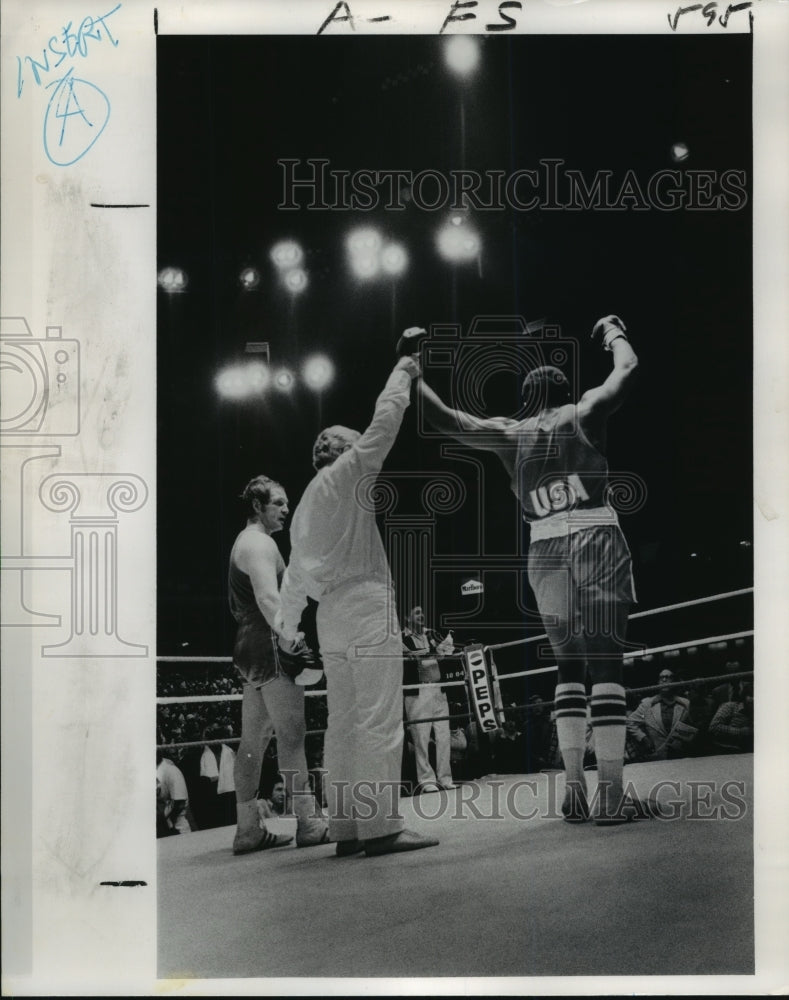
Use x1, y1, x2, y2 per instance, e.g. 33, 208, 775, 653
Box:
156, 631, 752, 705
497, 630, 753, 682
157, 672, 754, 749
484, 588, 753, 652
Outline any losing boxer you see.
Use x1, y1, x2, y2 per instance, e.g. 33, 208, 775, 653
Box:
228, 474, 329, 853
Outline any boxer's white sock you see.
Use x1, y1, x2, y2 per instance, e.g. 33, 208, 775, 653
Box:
555, 682, 587, 783
590, 683, 627, 805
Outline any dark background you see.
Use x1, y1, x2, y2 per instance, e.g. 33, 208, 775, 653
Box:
157, 34, 753, 663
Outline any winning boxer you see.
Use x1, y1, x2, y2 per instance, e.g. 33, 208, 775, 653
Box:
405, 318, 646, 824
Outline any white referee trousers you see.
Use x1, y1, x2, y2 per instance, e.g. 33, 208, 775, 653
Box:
317, 581, 405, 842
405, 687, 453, 788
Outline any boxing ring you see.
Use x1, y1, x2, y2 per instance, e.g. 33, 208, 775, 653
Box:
157, 588, 755, 980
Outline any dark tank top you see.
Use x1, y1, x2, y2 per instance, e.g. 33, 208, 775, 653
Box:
227, 541, 285, 626
511, 403, 609, 523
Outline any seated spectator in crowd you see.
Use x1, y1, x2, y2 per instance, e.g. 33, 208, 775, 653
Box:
157, 780, 178, 838
257, 775, 288, 824
683, 684, 718, 757
626, 669, 697, 761
711, 660, 746, 708
156, 752, 193, 834
542, 709, 564, 771
709, 682, 754, 753
524, 696, 555, 772
402, 605, 456, 792
490, 708, 528, 774
199, 727, 237, 828
465, 716, 495, 779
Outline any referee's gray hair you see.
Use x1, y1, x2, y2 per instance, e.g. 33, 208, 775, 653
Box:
312, 425, 361, 470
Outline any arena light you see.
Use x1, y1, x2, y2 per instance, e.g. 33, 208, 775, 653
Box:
346, 227, 382, 256
436, 219, 481, 262
273, 368, 295, 392
302, 354, 335, 391
215, 364, 252, 400
346, 226, 383, 281
214, 361, 271, 400
239, 267, 261, 290
157, 266, 188, 293
444, 36, 480, 77
381, 243, 408, 276
349, 254, 381, 280
245, 361, 271, 393
270, 240, 304, 271
283, 268, 308, 294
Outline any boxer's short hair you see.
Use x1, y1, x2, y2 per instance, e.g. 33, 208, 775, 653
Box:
241, 474, 283, 512
521, 365, 571, 409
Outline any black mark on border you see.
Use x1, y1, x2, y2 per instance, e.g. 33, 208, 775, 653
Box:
100, 880, 148, 887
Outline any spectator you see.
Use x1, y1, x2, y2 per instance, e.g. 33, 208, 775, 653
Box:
683, 684, 718, 757
257, 775, 288, 824
157, 780, 178, 838
465, 717, 495, 779
524, 696, 554, 772
626, 669, 697, 761
710, 660, 746, 708
198, 727, 237, 828
709, 682, 754, 753
490, 710, 527, 774
156, 752, 193, 834
402, 605, 456, 792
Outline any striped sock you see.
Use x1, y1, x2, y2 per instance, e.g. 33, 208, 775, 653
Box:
590, 682, 627, 761
554, 682, 587, 752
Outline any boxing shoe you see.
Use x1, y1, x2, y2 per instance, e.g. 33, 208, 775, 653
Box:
232, 799, 293, 855
363, 829, 439, 856
416, 781, 442, 795
296, 816, 331, 848
561, 783, 590, 824
593, 792, 654, 826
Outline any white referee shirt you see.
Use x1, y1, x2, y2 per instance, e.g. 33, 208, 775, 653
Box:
279, 366, 412, 635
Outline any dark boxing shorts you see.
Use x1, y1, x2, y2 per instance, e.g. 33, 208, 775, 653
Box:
233, 616, 281, 689
527, 523, 636, 631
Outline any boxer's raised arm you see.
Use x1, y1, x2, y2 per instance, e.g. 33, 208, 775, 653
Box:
340, 356, 420, 476
578, 315, 639, 423
417, 378, 514, 449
